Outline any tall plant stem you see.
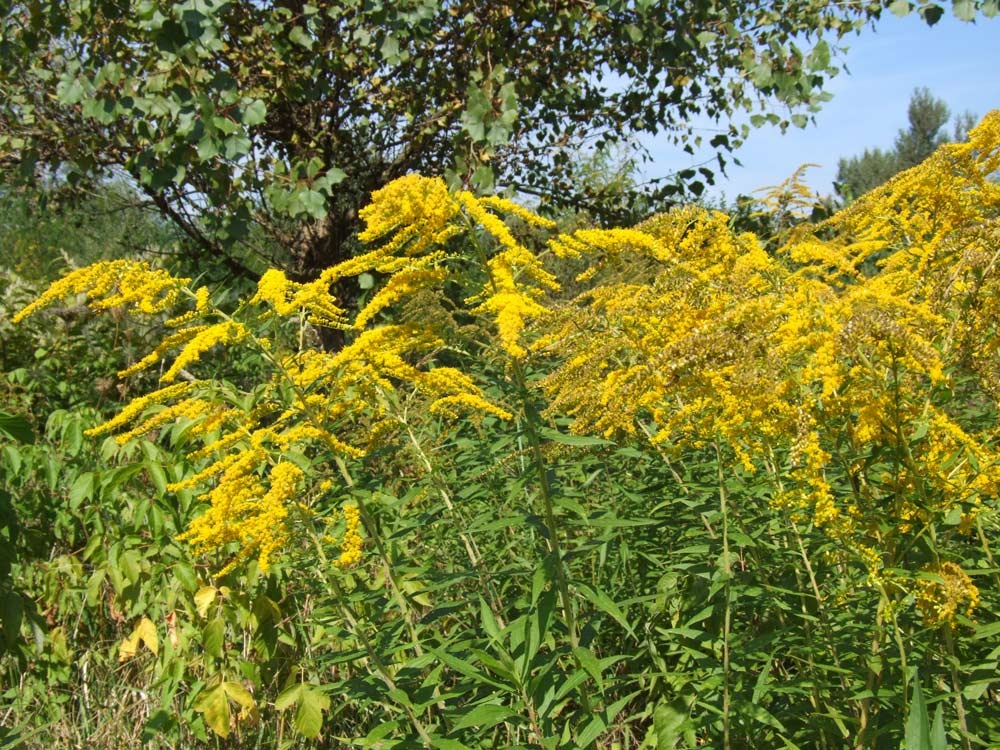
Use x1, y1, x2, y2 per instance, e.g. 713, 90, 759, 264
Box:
400, 416, 507, 628
317, 540, 435, 746
714, 443, 732, 750
464, 216, 592, 714
330, 455, 425, 656
942, 625, 972, 750
510, 359, 592, 715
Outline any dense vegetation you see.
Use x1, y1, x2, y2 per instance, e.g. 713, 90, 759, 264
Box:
2, 109, 999, 750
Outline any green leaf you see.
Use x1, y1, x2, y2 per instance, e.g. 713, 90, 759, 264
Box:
294, 686, 329, 739
299, 189, 327, 220
223, 134, 252, 160
241, 99, 267, 126
1, 591, 24, 647
202, 617, 225, 659
0, 413, 34, 444
537, 427, 613, 447
289, 25, 314, 49
146, 461, 167, 495
274, 683, 303, 712
952, 0, 976, 21
451, 703, 516, 731
920, 4, 945, 24
930, 703, 947, 750
889, 0, 913, 17
905, 676, 931, 750
55, 77, 85, 105
652, 700, 688, 750
223, 681, 255, 710
807, 39, 831, 71
379, 34, 399, 62
575, 582, 635, 638
69, 472, 96, 510
572, 646, 604, 692
1, 446, 22, 476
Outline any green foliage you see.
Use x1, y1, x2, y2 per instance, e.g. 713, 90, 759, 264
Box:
1, 0, 993, 282
0, 179, 179, 282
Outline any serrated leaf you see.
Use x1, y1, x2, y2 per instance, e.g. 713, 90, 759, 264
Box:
222, 681, 255, 709
69, 472, 96, 509
807, 39, 831, 71
194, 586, 218, 618
194, 684, 231, 738
289, 25, 314, 49
294, 686, 329, 739
146, 461, 167, 495
203, 617, 225, 658
889, 0, 913, 17
274, 683, 303, 711
241, 99, 267, 126
952, 0, 976, 20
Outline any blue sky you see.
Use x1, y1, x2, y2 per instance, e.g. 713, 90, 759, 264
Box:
644, 11, 1000, 201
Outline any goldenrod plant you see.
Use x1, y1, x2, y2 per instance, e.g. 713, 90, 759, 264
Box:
6, 113, 1000, 748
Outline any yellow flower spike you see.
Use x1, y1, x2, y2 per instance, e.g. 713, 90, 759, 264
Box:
13, 260, 190, 324
334, 504, 363, 568
252, 269, 347, 327
357, 174, 459, 261
85, 381, 200, 438
354, 266, 448, 329
118, 325, 210, 378
161, 321, 251, 383
479, 195, 557, 230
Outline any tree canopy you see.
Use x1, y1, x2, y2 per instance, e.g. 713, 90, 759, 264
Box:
0, 0, 995, 281
834, 86, 978, 202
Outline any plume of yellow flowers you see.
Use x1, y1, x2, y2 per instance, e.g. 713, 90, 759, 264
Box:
533, 111, 1000, 605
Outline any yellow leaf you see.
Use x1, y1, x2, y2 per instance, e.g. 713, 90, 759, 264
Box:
194, 684, 231, 739
136, 616, 158, 656
118, 616, 158, 661
223, 681, 256, 709
194, 586, 218, 618
118, 630, 140, 662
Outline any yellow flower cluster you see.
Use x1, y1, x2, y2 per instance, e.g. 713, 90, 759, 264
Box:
916, 562, 981, 628
534, 111, 1000, 590
13, 260, 190, 323
178, 460, 303, 574
18, 112, 999, 591
334, 505, 363, 567
252, 269, 347, 328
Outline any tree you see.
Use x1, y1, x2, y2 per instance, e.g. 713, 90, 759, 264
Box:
0, 1, 994, 287
834, 86, 970, 202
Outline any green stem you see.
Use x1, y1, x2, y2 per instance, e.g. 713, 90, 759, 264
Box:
317, 538, 435, 746
942, 625, 972, 750
511, 358, 592, 715
714, 443, 732, 750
